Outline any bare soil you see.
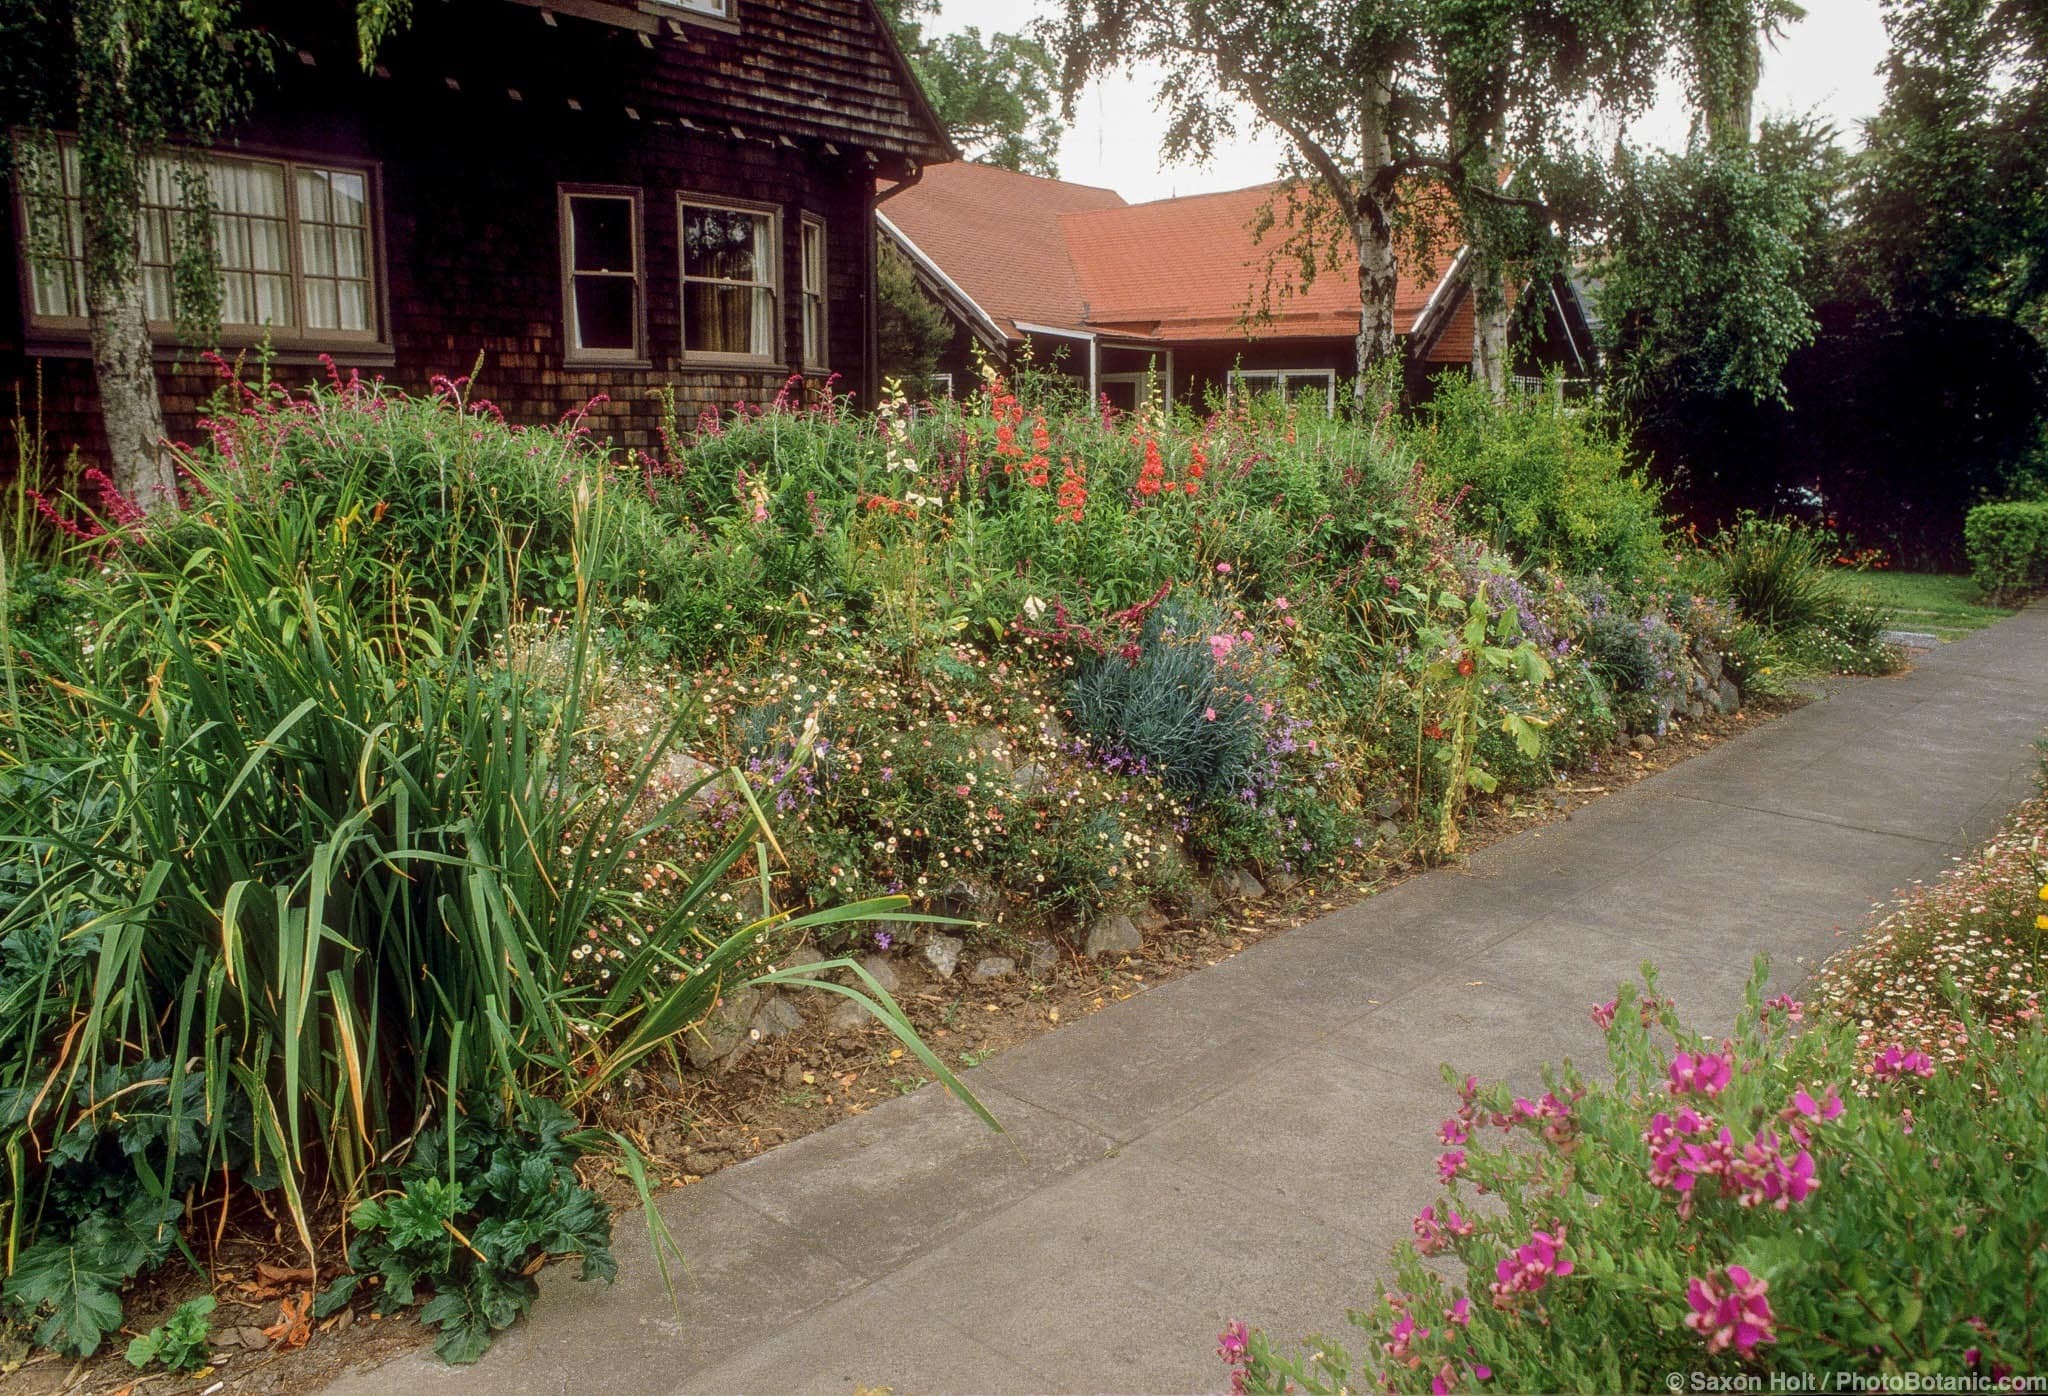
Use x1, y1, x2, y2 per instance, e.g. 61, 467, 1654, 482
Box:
3, 696, 1804, 1396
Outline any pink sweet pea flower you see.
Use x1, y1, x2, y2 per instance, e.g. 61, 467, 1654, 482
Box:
1591, 999, 1618, 1029
1871, 1044, 1936, 1080
1684, 1265, 1776, 1356
1437, 1150, 1467, 1183
1669, 1049, 1734, 1096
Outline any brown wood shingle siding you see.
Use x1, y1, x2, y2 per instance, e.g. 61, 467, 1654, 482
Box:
1, 0, 948, 468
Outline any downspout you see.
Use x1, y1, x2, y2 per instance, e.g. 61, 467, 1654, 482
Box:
868, 164, 926, 408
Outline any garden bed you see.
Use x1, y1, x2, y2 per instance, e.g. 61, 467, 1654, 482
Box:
1, 697, 1789, 1396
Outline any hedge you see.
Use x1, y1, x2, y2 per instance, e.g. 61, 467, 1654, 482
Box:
1963, 500, 2048, 604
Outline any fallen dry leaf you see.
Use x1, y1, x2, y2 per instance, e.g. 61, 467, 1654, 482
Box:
262, 1292, 313, 1350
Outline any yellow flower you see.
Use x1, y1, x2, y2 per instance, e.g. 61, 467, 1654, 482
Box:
2038, 883, 2048, 901
2038, 913, 2048, 931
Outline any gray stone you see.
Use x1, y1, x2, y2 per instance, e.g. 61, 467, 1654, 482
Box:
747, 995, 804, 1042
1650, 693, 1677, 734
922, 933, 965, 979
681, 1147, 732, 1176
1221, 867, 1266, 901
1714, 678, 1742, 714
963, 727, 1016, 775
1026, 938, 1062, 979
1632, 732, 1657, 751
1372, 791, 1407, 820
1267, 869, 1301, 896
1084, 912, 1143, 959
1011, 762, 1051, 797
1880, 629, 1940, 651
1131, 900, 1170, 934
938, 878, 995, 922
685, 985, 765, 1069
1700, 646, 1724, 683
1376, 818, 1404, 841
828, 998, 876, 1033
1182, 885, 1223, 922
847, 953, 900, 995
971, 955, 1016, 981
665, 751, 727, 807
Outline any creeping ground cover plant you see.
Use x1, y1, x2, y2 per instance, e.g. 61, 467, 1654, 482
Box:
1226, 963, 2048, 1393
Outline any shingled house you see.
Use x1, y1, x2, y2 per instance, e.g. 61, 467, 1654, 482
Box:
881, 162, 1595, 411
3, 0, 953, 459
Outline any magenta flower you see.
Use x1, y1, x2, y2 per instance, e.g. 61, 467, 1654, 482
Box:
1383, 1312, 1430, 1360
1440, 1117, 1470, 1145
1216, 561, 1232, 574
1449, 1296, 1472, 1327
1763, 993, 1805, 1021
1669, 1049, 1734, 1096
1787, 1087, 1845, 1122
1684, 1265, 1776, 1356
1490, 1227, 1574, 1302
1591, 999, 1617, 1029
1871, 1044, 1936, 1080
1437, 1149, 1467, 1183
1216, 1320, 1249, 1365
1412, 1204, 1473, 1256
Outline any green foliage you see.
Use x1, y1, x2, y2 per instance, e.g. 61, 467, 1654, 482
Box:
1963, 500, 2048, 604
1595, 122, 1835, 409
1852, 0, 2047, 324
1697, 514, 1847, 632
1419, 377, 1668, 589
323, 1098, 614, 1365
0, 380, 990, 1362
125, 1295, 216, 1373
1234, 970, 2048, 1393
877, 242, 955, 389
876, 0, 1062, 174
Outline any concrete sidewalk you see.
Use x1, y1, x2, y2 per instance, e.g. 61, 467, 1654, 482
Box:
327, 606, 2048, 1396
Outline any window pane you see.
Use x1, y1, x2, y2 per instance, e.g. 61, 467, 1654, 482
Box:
336, 281, 370, 333
256, 273, 295, 326
573, 276, 637, 351
803, 222, 825, 291
685, 282, 773, 355
571, 197, 634, 274
143, 266, 175, 321
296, 168, 333, 224
333, 225, 367, 280
304, 278, 340, 330
302, 221, 335, 278
682, 207, 762, 283
328, 171, 367, 227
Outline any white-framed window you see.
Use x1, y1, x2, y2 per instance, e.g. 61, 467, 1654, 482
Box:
17, 136, 382, 344
1229, 368, 1337, 415
679, 195, 779, 363
799, 214, 827, 370
559, 185, 644, 363
653, 0, 733, 20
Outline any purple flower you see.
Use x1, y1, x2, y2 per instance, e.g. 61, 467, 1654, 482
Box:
1685, 1265, 1775, 1356
1669, 1049, 1733, 1096
1437, 1150, 1467, 1183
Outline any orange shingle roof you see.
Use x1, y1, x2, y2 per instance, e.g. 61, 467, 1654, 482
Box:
884, 163, 1469, 361
881, 161, 1126, 338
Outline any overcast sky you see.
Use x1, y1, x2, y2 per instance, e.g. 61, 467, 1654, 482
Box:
927, 0, 1894, 202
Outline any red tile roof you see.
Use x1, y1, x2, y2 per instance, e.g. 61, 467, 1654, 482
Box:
883, 164, 1469, 361
880, 161, 1127, 337
1063, 183, 1453, 344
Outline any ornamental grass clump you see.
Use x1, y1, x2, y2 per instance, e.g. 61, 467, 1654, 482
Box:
1229, 964, 2047, 1393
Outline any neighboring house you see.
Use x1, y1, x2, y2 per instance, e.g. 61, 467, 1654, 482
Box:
880, 162, 1595, 410
3, 0, 953, 460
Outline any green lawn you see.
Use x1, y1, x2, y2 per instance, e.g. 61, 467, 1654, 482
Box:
1852, 571, 2014, 641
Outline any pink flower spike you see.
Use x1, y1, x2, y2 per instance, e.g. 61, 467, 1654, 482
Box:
1591, 999, 1617, 1029
1437, 1149, 1466, 1183
1216, 1321, 1249, 1366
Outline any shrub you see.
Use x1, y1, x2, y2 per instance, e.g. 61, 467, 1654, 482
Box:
1231, 970, 2048, 1394
1419, 376, 1671, 590
1963, 500, 2048, 604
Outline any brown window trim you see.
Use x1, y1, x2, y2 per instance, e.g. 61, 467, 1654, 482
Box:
677, 192, 783, 369
799, 212, 829, 374
10, 136, 393, 356
559, 184, 650, 368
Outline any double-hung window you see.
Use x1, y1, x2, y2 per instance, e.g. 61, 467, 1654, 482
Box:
1229, 368, 1337, 415
17, 137, 381, 345
679, 197, 779, 363
799, 215, 827, 370
559, 186, 645, 362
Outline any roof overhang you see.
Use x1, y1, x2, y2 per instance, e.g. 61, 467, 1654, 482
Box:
877, 211, 1011, 353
